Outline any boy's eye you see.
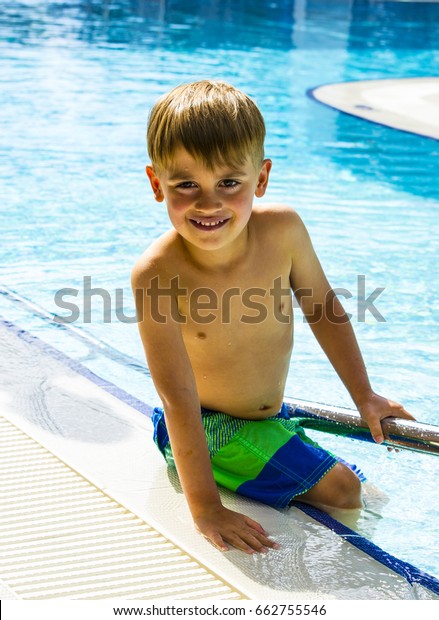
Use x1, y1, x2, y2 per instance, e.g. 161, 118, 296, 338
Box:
220, 179, 240, 189
175, 181, 197, 190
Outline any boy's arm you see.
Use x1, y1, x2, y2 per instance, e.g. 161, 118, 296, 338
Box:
288, 212, 415, 443
132, 262, 277, 554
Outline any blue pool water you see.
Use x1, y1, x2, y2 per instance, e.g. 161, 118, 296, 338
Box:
1, 0, 438, 578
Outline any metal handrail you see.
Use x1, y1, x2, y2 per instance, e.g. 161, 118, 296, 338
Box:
285, 397, 439, 456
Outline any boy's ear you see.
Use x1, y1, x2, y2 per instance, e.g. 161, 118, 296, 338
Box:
146, 165, 164, 202
255, 159, 272, 198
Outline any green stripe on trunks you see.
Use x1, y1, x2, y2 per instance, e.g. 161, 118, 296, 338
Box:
163, 411, 251, 467
210, 417, 303, 492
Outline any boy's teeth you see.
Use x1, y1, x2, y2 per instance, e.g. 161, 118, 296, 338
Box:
196, 219, 224, 226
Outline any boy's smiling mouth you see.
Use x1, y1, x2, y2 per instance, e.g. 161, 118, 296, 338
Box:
189, 217, 230, 231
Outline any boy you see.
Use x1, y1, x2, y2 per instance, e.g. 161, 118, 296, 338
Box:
132, 80, 414, 554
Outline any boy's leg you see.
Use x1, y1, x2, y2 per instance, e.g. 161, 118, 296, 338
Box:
296, 462, 362, 510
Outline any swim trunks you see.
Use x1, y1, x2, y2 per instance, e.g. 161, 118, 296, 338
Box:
152, 403, 364, 509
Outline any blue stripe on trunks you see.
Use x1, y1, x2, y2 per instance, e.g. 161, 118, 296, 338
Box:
236, 435, 338, 508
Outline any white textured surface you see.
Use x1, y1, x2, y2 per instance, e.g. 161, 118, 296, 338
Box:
0, 576, 20, 599
0, 416, 243, 600
312, 78, 439, 140
0, 322, 436, 599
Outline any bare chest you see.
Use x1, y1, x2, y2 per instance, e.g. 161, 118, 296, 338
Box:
177, 262, 293, 354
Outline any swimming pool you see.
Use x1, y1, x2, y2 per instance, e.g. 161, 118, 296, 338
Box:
1, 0, 438, 578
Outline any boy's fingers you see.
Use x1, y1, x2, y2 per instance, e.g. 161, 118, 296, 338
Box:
202, 526, 255, 554
378, 406, 416, 444
226, 530, 271, 554
205, 531, 228, 552
360, 396, 415, 445
252, 530, 280, 550
241, 518, 280, 550
217, 525, 279, 554
227, 533, 259, 554
368, 419, 384, 444
243, 516, 267, 535
238, 525, 280, 553
195, 510, 279, 554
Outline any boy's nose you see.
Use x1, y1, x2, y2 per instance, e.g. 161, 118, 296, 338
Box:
195, 192, 222, 211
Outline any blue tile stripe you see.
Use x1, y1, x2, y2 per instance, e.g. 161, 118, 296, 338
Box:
0, 317, 153, 417
1, 315, 438, 596
0, 285, 150, 378
294, 500, 439, 596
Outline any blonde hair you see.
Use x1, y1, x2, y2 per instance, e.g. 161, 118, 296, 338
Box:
147, 80, 265, 171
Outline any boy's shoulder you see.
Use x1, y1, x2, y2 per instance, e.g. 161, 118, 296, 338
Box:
131, 229, 180, 287
251, 204, 312, 260
252, 202, 299, 219
252, 203, 306, 238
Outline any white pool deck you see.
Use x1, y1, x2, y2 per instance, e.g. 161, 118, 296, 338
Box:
310, 77, 439, 141
1, 319, 438, 601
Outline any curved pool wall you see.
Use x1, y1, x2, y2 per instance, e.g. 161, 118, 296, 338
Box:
1, 0, 438, 578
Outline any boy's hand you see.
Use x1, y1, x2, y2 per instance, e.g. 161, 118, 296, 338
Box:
194, 505, 280, 554
357, 392, 416, 444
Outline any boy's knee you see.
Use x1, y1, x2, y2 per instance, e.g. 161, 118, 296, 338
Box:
330, 463, 362, 509
296, 462, 362, 510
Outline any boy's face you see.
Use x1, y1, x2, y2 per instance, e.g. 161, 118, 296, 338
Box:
146, 147, 272, 253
